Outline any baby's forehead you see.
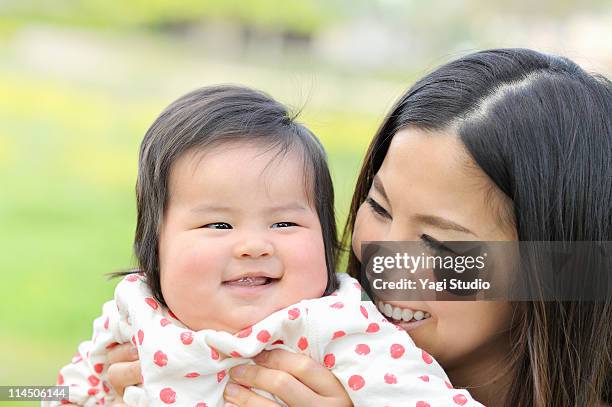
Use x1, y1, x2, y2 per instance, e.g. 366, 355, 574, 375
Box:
168, 140, 317, 208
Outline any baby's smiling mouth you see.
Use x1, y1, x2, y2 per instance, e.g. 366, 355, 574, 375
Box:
223, 276, 277, 287
223, 271, 281, 288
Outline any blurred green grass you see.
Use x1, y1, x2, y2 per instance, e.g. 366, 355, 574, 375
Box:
0, 68, 381, 391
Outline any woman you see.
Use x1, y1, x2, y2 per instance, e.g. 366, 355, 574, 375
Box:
105, 48, 612, 406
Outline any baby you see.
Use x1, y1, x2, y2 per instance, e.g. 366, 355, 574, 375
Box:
47, 86, 482, 407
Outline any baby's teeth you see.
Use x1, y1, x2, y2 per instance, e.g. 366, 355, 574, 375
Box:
392, 307, 402, 320
401, 308, 414, 321
413, 310, 424, 321
424, 312, 431, 318
383, 303, 393, 317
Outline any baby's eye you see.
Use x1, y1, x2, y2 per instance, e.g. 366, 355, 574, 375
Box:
202, 222, 233, 229
271, 222, 298, 229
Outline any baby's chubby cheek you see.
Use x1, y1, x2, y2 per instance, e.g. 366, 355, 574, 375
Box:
159, 248, 225, 327
280, 239, 328, 300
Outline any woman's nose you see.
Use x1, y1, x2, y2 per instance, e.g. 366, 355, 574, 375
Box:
232, 237, 274, 259
386, 221, 412, 241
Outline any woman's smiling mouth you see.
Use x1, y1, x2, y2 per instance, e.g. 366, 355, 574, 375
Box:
376, 299, 432, 331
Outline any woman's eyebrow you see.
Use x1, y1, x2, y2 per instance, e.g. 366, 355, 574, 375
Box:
372, 175, 390, 203
414, 214, 477, 237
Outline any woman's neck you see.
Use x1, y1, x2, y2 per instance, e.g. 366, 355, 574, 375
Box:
445, 336, 513, 407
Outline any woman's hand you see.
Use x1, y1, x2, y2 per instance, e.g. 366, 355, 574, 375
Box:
224, 349, 352, 407
106, 343, 142, 406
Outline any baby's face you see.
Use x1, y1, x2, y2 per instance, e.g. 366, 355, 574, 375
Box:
158, 142, 328, 333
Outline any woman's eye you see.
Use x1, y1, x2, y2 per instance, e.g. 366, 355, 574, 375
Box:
202, 222, 232, 229
366, 197, 392, 219
420, 234, 454, 256
271, 222, 298, 228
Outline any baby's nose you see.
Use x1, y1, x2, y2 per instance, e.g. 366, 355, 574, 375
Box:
233, 238, 274, 258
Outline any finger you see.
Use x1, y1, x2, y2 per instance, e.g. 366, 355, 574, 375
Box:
107, 360, 141, 397
110, 398, 129, 407
253, 349, 345, 397
228, 364, 319, 407
224, 381, 282, 407
107, 343, 139, 365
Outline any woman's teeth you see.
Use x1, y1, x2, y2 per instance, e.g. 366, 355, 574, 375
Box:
377, 301, 431, 322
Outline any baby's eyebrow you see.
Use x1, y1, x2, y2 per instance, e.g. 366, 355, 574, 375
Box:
264, 202, 308, 213
190, 204, 233, 214
190, 202, 308, 214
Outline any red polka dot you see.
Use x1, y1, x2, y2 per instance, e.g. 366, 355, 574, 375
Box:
94, 363, 104, 374
390, 344, 405, 359
418, 375, 429, 382
160, 318, 171, 327
360, 305, 368, 319
453, 394, 468, 405
332, 331, 346, 340
297, 337, 309, 350
154, 350, 168, 367
88, 388, 99, 396
271, 339, 284, 345
217, 370, 226, 382
210, 347, 219, 360
60, 400, 70, 405
88, 375, 100, 386
105, 342, 119, 350
57, 373, 64, 385
138, 329, 144, 345
366, 323, 380, 333
288, 308, 301, 320
354, 344, 370, 355
131, 335, 137, 346
185, 372, 200, 378
195, 403, 208, 407
330, 302, 344, 309
230, 351, 241, 358
354, 282, 362, 291
323, 353, 335, 368
236, 326, 252, 338
416, 402, 431, 407
445, 381, 453, 389
421, 350, 433, 364
180, 331, 194, 345
168, 310, 178, 319
102, 382, 110, 393
347, 375, 365, 391
256, 330, 271, 343
125, 274, 139, 282
159, 387, 176, 404
145, 297, 158, 310
384, 373, 397, 384
103, 317, 109, 330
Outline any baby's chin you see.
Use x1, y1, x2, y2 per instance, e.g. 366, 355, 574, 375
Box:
179, 308, 279, 335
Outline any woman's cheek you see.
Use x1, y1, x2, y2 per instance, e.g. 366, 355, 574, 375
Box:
352, 205, 383, 261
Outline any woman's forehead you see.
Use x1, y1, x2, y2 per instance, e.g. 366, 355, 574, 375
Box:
377, 127, 512, 239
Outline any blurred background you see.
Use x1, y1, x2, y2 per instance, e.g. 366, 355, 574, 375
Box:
1, 0, 611, 400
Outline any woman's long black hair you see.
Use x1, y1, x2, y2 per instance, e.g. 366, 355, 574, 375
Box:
343, 48, 612, 406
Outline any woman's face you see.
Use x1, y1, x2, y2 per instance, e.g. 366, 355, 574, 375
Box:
352, 126, 517, 375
